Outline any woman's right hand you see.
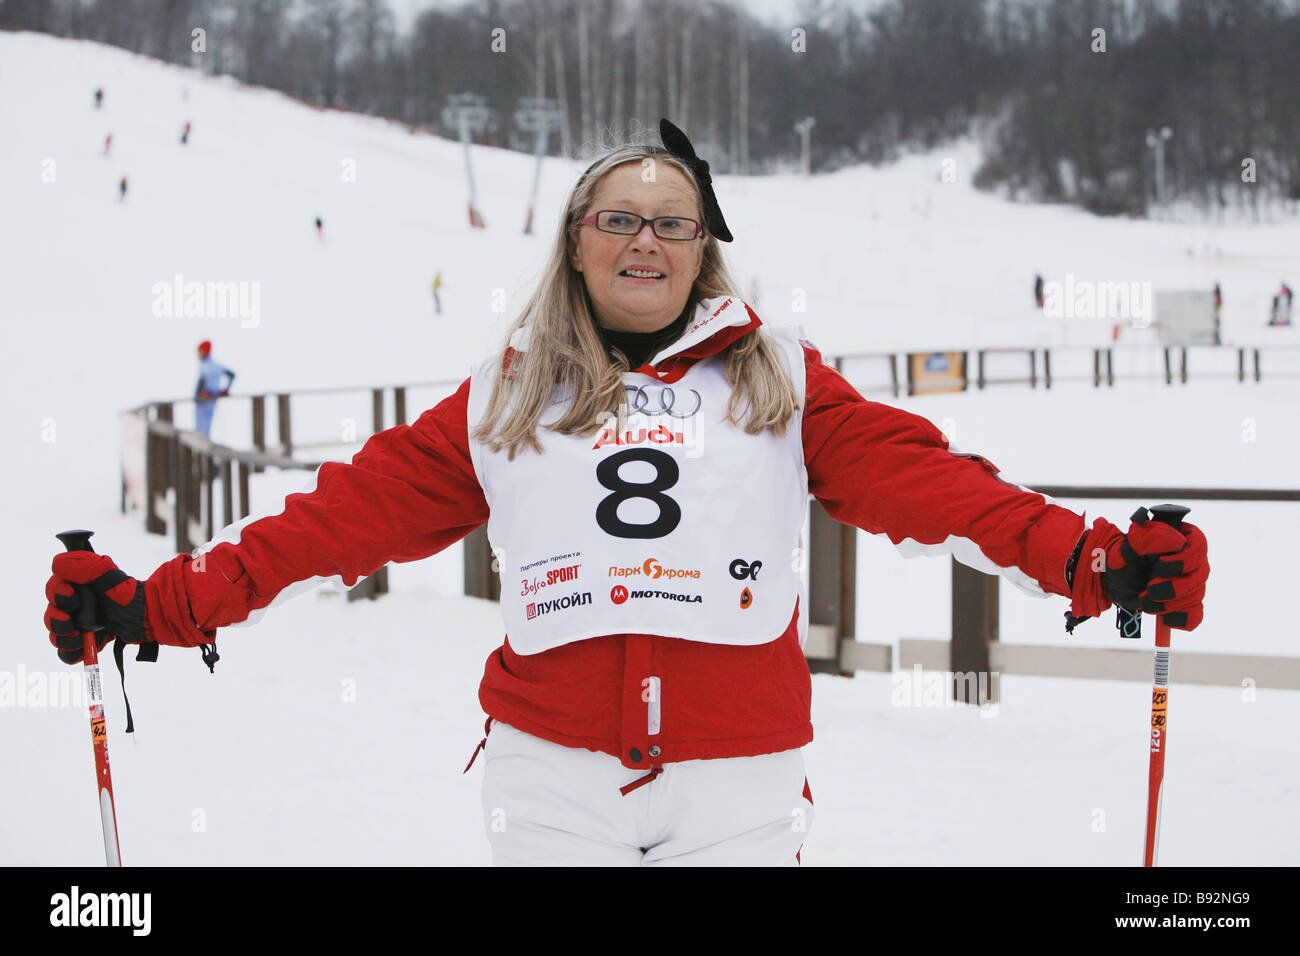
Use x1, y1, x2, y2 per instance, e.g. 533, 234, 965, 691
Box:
44, 552, 149, 664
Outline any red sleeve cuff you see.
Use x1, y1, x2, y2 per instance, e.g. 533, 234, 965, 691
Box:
145, 554, 217, 648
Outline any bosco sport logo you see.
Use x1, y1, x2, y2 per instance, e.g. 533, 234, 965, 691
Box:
520, 562, 581, 597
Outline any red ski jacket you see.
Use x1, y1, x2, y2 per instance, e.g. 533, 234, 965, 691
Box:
142, 312, 1086, 771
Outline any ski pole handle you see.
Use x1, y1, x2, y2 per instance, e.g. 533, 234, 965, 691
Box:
1116, 504, 1192, 639
56, 529, 123, 868
1148, 503, 1191, 533
1142, 504, 1189, 867
55, 530, 104, 635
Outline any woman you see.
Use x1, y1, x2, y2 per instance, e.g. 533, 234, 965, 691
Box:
45, 120, 1209, 866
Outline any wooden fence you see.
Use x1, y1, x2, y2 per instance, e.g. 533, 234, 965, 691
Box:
830, 342, 1299, 397
123, 382, 456, 602
122, 343, 1300, 678
804, 485, 1300, 698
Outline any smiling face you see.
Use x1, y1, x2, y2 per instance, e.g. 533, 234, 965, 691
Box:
569, 162, 705, 333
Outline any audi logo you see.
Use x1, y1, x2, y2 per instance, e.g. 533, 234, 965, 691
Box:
623, 385, 702, 418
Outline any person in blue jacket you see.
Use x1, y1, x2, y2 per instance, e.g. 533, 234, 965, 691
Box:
195, 340, 235, 438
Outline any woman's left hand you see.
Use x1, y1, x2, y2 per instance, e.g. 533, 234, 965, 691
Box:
1069, 509, 1209, 631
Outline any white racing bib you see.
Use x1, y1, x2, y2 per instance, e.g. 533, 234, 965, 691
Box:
467, 298, 809, 656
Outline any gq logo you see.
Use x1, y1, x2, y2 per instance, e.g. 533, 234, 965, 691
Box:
729, 558, 761, 580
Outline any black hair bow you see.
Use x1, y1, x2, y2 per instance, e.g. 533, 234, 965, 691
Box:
658, 118, 733, 242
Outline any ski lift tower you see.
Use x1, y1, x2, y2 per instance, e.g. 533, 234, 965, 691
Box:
515, 97, 565, 235
442, 93, 498, 228
794, 117, 816, 176
1145, 126, 1173, 215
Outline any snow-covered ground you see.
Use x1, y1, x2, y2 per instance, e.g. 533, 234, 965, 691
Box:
2, 33, 1297, 866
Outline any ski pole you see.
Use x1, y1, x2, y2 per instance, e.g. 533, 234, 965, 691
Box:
1139, 504, 1191, 868
56, 529, 123, 868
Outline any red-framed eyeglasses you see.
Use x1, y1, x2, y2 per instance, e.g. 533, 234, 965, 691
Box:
577, 209, 702, 241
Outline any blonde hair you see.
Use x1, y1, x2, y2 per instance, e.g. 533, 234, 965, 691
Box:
471, 145, 798, 459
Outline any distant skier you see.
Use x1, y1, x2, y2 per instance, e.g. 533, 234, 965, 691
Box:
315, 216, 324, 240
1267, 295, 1288, 327
194, 340, 236, 438
181, 121, 192, 145
1034, 274, 1044, 309
432, 272, 443, 315
94, 87, 103, 109
103, 134, 112, 156
118, 176, 128, 201
1212, 282, 1222, 345
1282, 281, 1294, 322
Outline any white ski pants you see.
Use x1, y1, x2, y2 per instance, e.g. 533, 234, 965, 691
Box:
479, 720, 814, 866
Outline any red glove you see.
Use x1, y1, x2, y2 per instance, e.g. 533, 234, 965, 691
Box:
1069, 510, 1209, 631
44, 552, 149, 664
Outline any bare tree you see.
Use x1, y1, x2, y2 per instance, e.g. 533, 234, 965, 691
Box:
552, 0, 573, 155
633, 0, 651, 122
576, 0, 592, 150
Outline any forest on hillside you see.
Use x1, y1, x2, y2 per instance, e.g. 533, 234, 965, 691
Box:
5, 0, 1298, 216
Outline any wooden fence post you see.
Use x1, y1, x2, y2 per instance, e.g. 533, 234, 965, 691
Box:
204, 452, 214, 541
221, 459, 234, 527
808, 500, 855, 676
348, 566, 391, 601
251, 395, 266, 473
277, 394, 292, 458
238, 460, 251, 520
463, 525, 500, 601
145, 423, 168, 535
951, 560, 998, 704
174, 438, 188, 555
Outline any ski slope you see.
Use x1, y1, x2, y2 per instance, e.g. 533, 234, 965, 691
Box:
2, 32, 1298, 866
